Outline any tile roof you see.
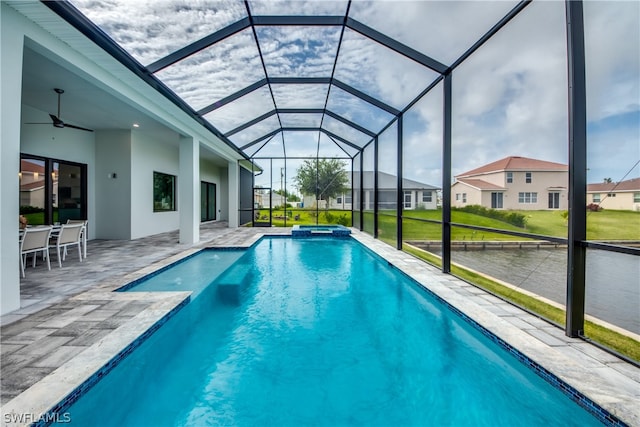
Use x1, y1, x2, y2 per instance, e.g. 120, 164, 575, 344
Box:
456, 178, 506, 190
587, 177, 640, 192
456, 156, 568, 178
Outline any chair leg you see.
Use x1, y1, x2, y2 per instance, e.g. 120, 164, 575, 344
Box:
20, 254, 25, 278
57, 246, 63, 268
77, 243, 82, 262
45, 248, 51, 271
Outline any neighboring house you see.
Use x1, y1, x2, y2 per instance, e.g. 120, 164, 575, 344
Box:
254, 190, 285, 209
303, 171, 439, 211
19, 159, 58, 209
451, 156, 568, 210
587, 178, 640, 211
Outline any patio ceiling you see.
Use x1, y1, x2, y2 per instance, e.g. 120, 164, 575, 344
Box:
47, 0, 525, 160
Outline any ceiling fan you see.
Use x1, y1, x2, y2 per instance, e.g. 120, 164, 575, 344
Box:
26, 88, 94, 132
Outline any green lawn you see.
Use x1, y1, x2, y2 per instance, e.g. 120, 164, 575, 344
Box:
258, 207, 640, 242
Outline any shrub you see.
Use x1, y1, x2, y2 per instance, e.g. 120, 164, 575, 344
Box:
20, 205, 44, 214
587, 203, 603, 212
453, 204, 527, 228
336, 214, 350, 226
323, 211, 335, 223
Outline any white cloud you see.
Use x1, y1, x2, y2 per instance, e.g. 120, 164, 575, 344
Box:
72, 0, 638, 183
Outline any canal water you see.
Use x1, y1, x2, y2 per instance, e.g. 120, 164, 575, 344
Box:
441, 248, 639, 335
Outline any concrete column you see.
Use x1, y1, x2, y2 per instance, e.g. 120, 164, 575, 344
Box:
1, 5, 24, 315
179, 136, 199, 244
228, 160, 239, 228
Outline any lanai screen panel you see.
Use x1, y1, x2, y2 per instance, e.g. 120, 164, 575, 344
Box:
279, 113, 324, 129
256, 26, 342, 78
203, 86, 275, 135
155, 29, 265, 112
321, 115, 372, 148
248, 0, 349, 16
70, 0, 248, 66
227, 116, 281, 147
282, 131, 323, 158
349, 1, 520, 66
334, 28, 441, 110
326, 86, 395, 134
317, 133, 352, 159
271, 84, 330, 109
251, 133, 285, 159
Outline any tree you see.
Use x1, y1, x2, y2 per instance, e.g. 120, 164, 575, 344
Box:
603, 177, 612, 183
293, 159, 348, 204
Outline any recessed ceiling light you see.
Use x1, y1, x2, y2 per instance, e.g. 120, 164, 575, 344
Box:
133, 123, 140, 128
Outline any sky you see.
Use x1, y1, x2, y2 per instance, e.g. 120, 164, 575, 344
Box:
71, 0, 639, 192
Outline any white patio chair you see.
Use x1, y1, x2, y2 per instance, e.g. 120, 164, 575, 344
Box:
50, 223, 84, 268
20, 226, 53, 278
66, 219, 88, 258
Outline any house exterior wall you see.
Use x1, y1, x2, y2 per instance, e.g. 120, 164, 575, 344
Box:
451, 182, 481, 207
588, 191, 640, 211
453, 170, 568, 210
504, 170, 568, 210
95, 130, 131, 239
131, 130, 180, 239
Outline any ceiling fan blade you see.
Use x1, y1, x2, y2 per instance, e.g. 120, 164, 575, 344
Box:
64, 123, 94, 132
24, 122, 52, 125
49, 114, 65, 128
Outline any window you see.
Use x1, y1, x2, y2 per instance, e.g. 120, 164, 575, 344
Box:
607, 193, 616, 197
518, 192, 538, 203
634, 192, 640, 203
506, 172, 513, 184
422, 191, 432, 203
404, 191, 412, 208
456, 193, 460, 201
336, 196, 343, 204
345, 195, 352, 204
154, 172, 176, 212
593, 193, 601, 203
462, 193, 467, 203
525, 172, 532, 183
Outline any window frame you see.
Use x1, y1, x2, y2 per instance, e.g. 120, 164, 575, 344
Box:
506, 172, 513, 184
518, 192, 538, 204
525, 172, 532, 184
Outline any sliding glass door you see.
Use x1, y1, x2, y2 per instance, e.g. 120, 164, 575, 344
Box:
200, 181, 216, 222
20, 155, 87, 225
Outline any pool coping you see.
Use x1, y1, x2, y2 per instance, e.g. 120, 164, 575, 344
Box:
1, 229, 638, 426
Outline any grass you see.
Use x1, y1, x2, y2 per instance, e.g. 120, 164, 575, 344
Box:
255, 209, 351, 228
404, 244, 640, 363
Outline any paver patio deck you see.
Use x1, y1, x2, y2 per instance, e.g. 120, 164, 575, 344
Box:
1, 223, 638, 426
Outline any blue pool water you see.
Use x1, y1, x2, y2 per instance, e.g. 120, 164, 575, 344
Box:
58, 238, 602, 426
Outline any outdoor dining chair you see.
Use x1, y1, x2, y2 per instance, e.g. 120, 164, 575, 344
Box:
20, 226, 53, 277
50, 223, 84, 268
66, 219, 88, 258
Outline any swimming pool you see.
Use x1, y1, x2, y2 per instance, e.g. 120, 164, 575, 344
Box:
55, 237, 603, 426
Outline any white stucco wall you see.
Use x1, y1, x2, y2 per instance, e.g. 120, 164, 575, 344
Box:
130, 130, 180, 239
95, 130, 131, 239
1, 3, 25, 314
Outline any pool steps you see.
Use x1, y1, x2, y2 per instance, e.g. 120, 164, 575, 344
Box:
216, 262, 251, 305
